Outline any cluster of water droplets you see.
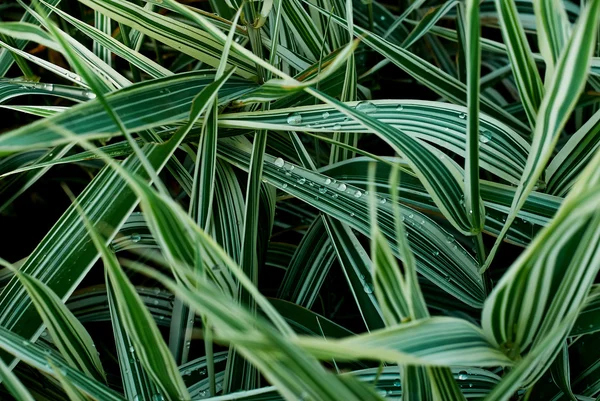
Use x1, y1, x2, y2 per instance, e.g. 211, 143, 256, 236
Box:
285, 101, 387, 132
197, 383, 223, 398
272, 157, 393, 212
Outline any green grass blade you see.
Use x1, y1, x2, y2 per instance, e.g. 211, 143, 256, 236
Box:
107, 274, 160, 401
0, 327, 125, 400
80, 0, 256, 79
481, 0, 600, 272
9, 266, 106, 381
81, 215, 189, 400
0, 357, 35, 401
464, 0, 484, 236
534, 0, 572, 78
494, 0, 545, 130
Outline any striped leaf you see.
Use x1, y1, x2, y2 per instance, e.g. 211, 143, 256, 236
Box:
482, 143, 600, 386
0, 71, 255, 154
79, 0, 256, 79
482, 0, 600, 271
494, 0, 544, 130
534, 0, 572, 78
107, 275, 160, 401
82, 213, 190, 401
10, 268, 105, 381
296, 317, 512, 367
464, 0, 485, 237
0, 357, 35, 401
0, 327, 124, 400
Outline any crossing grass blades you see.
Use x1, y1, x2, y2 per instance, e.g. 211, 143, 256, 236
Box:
0, 0, 600, 400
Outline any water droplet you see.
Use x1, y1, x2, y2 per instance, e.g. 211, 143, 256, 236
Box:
21, 340, 28, 346
273, 157, 285, 168
363, 283, 373, 293
445, 276, 452, 282
324, 178, 332, 185
469, 383, 473, 388
458, 371, 468, 380
356, 101, 377, 114
393, 379, 401, 387
129, 346, 135, 353
354, 190, 362, 198
333, 123, 341, 130
319, 187, 327, 194
396, 105, 404, 111
332, 193, 338, 199
459, 113, 466, 119
130, 233, 141, 243
322, 112, 330, 119
408, 213, 414, 219
379, 198, 387, 204
432, 250, 439, 256
480, 131, 492, 144
287, 112, 302, 125
446, 234, 454, 243
349, 212, 355, 217
86, 91, 97, 99
282, 183, 288, 189
338, 183, 347, 191
297, 178, 306, 185
185, 341, 191, 349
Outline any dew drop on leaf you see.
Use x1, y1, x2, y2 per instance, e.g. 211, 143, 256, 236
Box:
480, 131, 493, 144
338, 183, 347, 191
356, 101, 377, 114
273, 157, 285, 168
286, 112, 302, 125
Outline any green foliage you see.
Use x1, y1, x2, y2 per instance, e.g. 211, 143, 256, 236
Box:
0, 0, 599, 400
